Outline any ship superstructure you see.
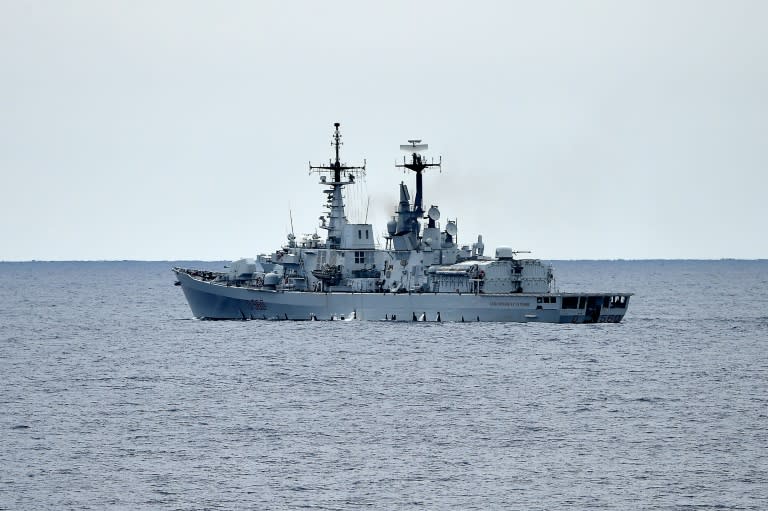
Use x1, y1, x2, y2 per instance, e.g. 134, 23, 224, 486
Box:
173, 124, 631, 322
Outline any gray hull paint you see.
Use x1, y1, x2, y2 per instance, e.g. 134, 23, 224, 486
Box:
174, 126, 633, 323
176, 271, 629, 323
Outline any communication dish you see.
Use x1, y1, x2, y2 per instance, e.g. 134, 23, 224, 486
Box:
446, 221, 457, 236
428, 206, 440, 221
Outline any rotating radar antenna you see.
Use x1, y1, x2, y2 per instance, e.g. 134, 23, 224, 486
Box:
400, 139, 429, 152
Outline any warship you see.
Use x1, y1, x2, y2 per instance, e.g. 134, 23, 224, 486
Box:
174, 123, 631, 323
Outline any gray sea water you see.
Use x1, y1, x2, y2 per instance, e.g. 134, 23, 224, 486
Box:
1, 260, 767, 510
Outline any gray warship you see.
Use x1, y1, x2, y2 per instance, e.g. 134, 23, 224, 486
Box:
174, 123, 631, 322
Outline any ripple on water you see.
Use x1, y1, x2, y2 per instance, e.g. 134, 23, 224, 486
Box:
1, 260, 767, 509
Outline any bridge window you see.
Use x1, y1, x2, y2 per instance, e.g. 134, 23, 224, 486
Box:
354, 251, 366, 264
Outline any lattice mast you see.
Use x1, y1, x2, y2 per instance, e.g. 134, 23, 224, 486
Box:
309, 123, 366, 248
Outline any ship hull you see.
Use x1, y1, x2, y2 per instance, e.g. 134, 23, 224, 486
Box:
175, 270, 630, 323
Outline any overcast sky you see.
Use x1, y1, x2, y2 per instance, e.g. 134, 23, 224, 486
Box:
1, 1, 766, 260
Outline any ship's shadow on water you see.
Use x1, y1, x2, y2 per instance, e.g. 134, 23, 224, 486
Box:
0, 260, 767, 509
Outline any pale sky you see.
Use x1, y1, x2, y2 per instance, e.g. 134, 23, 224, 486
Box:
1, 0, 766, 260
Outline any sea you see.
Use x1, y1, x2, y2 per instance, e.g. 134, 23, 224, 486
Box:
1, 260, 766, 510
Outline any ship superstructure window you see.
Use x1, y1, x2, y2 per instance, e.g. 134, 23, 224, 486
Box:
354, 251, 366, 264
358, 229, 362, 239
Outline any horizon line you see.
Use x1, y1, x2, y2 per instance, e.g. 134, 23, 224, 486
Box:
1, 258, 766, 263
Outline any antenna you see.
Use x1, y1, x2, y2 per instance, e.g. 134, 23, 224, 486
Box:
309, 122, 366, 183
400, 139, 429, 152
395, 138, 441, 216
307, 123, 366, 249
289, 208, 294, 237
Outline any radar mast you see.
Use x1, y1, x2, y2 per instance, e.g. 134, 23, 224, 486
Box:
309, 123, 366, 248
397, 139, 441, 218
